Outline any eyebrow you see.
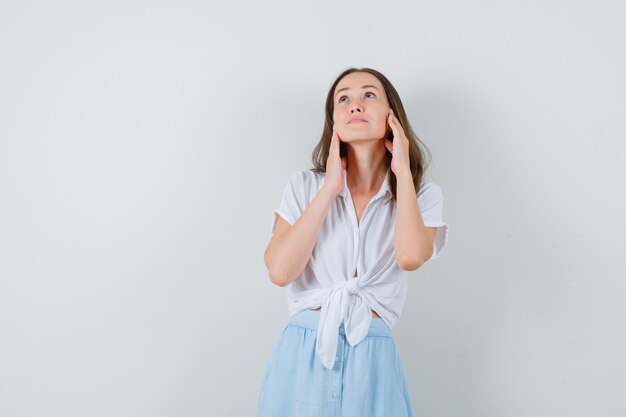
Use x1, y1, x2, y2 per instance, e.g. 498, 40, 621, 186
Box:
334, 85, 380, 98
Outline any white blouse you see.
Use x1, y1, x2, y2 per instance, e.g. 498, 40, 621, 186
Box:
270, 169, 449, 369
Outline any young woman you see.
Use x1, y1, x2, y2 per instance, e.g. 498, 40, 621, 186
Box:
256, 67, 449, 417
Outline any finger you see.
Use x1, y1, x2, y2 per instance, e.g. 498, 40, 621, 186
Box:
389, 109, 399, 124
384, 139, 393, 153
389, 108, 401, 125
330, 129, 341, 159
333, 125, 341, 138
331, 127, 338, 148
388, 112, 398, 135
388, 111, 406, 141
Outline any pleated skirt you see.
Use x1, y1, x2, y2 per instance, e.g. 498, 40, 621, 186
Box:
255, 308, 414, 417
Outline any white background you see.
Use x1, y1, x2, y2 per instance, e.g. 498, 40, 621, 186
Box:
1, 1, 624, 416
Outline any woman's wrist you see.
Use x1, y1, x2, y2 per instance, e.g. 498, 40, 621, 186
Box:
320, 183, 340, 200
394, 167, 413, 184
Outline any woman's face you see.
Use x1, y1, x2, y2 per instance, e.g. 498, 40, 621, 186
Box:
332, 71, 390, 143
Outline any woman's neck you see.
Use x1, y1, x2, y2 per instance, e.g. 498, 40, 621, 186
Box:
345, 143, 388, 194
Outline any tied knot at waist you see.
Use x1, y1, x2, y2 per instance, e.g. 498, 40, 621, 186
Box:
345, 276, 360, 295
315, 275, 373, 369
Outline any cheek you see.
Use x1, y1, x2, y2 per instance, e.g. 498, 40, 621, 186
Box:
375, 114, 389, 130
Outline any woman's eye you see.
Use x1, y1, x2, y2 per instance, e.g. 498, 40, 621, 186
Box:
338, 92, 374, 103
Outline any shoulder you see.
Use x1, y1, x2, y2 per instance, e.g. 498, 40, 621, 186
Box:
417, 181, 444, 204
278, 170, 325, 206
287, 169, 324, 190
418, 181, 442, 196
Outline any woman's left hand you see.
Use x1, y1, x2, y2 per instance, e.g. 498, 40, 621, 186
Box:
384, 108, 411, 176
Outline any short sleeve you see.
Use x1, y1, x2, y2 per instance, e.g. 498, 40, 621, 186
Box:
417, 182, 449, 260
270, 171, 309, 234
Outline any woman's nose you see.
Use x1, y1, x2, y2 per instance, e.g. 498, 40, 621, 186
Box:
350, 104, 362, 113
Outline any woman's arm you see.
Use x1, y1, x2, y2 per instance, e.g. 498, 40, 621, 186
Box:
264, 185, 337, 287
394, 168, 436, 270
385, 109, 436, 270
264, 127, 345, 287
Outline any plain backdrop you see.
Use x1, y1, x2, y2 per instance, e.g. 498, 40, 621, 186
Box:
1, 1, 625, 416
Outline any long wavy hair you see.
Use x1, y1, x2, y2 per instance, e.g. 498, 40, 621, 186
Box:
311, 67, 432, 204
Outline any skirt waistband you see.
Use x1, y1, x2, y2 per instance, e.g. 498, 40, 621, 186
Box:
287, 308, 391, 337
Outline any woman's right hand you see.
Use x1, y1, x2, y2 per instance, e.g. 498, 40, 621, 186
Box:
323, 125, 347, 197
265, 125, 346, 287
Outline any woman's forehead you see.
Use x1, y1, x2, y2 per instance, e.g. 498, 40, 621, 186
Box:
335, 72, 383, 92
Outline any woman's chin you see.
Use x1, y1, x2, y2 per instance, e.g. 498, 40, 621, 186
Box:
340, 135, 385, 143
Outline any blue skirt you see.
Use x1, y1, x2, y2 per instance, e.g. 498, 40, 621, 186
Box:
255, 308, 414, 417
